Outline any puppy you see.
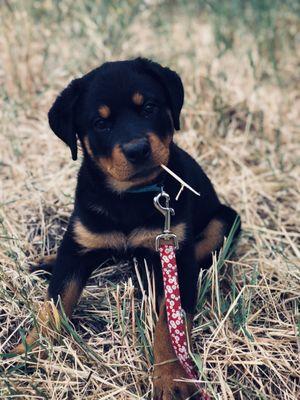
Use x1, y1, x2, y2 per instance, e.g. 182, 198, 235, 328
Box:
14, 58, 240, 399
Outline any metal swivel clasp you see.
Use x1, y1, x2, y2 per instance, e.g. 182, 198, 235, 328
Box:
153, 188, 179, 251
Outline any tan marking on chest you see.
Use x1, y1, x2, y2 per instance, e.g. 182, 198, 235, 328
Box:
128, 223, 186, 251
73, 219, 186, 253
73, 219, 126, 253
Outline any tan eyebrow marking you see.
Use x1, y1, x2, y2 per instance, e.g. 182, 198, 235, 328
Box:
132, 92, 144, 106
98, 105, 110, 118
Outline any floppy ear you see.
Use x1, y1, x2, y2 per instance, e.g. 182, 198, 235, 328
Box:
137, 58, 184, 130
48, 78, 81, 160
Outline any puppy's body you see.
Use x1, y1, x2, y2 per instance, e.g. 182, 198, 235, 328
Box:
16, 58, 240, 399
50, 142, 234, 312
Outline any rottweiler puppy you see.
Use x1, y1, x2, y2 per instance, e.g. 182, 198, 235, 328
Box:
14, 58, 240, 399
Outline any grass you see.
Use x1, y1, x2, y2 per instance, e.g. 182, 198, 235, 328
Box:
0, 0, 299, 399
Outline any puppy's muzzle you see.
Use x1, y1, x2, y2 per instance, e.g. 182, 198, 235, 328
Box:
122, 138, 151, 164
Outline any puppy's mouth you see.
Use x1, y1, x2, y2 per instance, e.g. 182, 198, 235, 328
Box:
130, 165, 161, 180
106, 164, 162, 193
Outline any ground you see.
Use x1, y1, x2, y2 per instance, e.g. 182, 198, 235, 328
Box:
0, 1, 299, 399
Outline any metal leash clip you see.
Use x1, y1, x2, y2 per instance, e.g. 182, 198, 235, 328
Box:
154, 188, 179, 251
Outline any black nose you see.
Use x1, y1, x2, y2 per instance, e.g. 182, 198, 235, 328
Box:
122, 138, 151, 164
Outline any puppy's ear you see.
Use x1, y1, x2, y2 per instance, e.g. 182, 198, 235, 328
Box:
48, 78, 81, 160
137, 58, 184, 130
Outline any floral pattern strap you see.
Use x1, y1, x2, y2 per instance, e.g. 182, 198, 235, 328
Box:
159, 244, 211, 400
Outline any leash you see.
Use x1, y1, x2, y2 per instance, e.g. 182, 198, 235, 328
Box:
154, 188, 211, 400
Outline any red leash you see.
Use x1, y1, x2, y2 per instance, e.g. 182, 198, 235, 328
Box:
154, 191, 211, 400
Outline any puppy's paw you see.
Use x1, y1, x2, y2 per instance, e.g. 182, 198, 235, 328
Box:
29, 254, 56, 274
153, 360, 199, 399
11, 338, 48, 359
10, 327, 39, 355
10, 301, 59, 356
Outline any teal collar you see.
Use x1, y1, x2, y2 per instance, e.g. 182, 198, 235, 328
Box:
126, 183, 162, 194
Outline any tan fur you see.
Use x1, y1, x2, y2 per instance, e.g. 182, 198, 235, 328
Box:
129, 223, 186, 251
98, 144, 134, 181
12, 301, 57, 354
105, 133, 171, 182
83, 138, 136, 181
61, 279, 82, 316
153, 301, 177, 364
153, 300, 193, 364
73, 218, 186, 253
83, 132, 172, 192
148, 132, 170, 167
195, 219, 224, 261
153, 301, 196, 398
132, 92, 144, 105
83, 136, 93, 158
38, 254, 56, 265
12, 281, 82, 355
106, 168, 161, 192
106, 133, 171, 192
98, 105, 110, 118
73, 218, 126, 252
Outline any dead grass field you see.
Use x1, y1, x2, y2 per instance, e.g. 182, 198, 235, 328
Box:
0, 1, 299, 399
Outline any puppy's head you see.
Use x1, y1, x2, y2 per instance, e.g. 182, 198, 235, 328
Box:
48, 58, 184, 190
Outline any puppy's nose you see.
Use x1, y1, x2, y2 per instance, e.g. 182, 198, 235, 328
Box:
122, 138, 151, 164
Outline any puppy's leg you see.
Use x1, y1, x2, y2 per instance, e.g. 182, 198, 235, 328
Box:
12, 232, 107, 354
153, 246, 200, 400
153, 303, 197, 400
195, 205, 240, 268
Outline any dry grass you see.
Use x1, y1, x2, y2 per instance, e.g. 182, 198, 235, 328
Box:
0, 1, 299, 399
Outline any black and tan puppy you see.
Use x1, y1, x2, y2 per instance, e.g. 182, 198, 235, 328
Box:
14, 58, 240, 399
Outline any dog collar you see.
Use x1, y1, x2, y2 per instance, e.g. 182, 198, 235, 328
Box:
126, 183, 162, 194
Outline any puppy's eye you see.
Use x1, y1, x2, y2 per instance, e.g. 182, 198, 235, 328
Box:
142, 102, 157, 115
94, 118, 110, 131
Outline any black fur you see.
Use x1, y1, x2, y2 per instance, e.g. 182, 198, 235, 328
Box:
46, 57, 240, 315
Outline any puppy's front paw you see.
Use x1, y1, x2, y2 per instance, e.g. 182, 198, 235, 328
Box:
29, 254, 56, 274
153, 360, 199, 399
10, 301, 59, 356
